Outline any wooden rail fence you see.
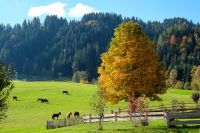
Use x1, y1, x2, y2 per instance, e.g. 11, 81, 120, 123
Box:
82, 112, 164, 123
46, 104, 199, 129
164, 111, 200, 128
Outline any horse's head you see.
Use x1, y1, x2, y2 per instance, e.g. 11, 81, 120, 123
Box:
59, 112, 61, 115
67, 112, 72, 116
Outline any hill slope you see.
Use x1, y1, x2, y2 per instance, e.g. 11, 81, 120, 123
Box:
0, 13, 199, 81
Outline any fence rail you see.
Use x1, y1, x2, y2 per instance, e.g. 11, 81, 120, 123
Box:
112, 103, 197, 114
82, 111, 164, 123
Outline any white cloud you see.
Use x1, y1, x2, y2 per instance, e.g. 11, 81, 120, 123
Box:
68, 3, 99, 18
28, 2, 66, 17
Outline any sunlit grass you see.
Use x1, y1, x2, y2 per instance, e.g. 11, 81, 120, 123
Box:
0, 81, 197, 133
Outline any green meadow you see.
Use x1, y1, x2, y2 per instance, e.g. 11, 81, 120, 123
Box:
0, 81, 199, 133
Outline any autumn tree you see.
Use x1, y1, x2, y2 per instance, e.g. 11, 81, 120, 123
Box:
166, 69, 177, 87
98, 21, 166, 104
0, 62, 14, 120
169, 35, 177, 45
191, 66, 200, 90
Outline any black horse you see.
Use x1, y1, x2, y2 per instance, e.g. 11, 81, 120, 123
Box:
74, 111, 80, 118
62, 91, 69, 95
37, 98, 48, 103
52, 112, 61, 119
13, 96, 17, 101
40, 98, 49, 103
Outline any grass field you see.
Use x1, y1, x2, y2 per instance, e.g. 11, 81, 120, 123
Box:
0, 81, 199, 133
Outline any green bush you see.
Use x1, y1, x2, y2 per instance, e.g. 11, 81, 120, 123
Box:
191, 80, 200, 90
72, 71, 88, 83
184, 82, 191, 90
174, 81, 184, 89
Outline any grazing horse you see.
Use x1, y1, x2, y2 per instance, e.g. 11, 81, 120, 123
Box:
37, 98, 42, 101
66, 112, 72, 119
13, 96, 17, 101
41, 98, 49, 103
52, 112, 61, 120
62, 91, 69, 95
74, 111, 80, 118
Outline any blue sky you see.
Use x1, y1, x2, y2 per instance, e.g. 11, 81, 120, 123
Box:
0, 0, 199, 26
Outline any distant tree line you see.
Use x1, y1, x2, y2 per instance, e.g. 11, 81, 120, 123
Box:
0, 13, 199, 86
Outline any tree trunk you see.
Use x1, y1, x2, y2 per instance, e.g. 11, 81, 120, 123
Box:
98, 113, 104, 130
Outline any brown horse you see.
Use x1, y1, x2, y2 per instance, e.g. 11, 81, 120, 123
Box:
67, 112, 72, 119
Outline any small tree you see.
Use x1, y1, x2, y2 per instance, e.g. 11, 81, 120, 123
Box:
0, 62, 14, 120
184, 82, 191, 90
90, 85, 105, 130
166, 69, 177, 88
191, 66, 200, 90
128, 95, 149, 127
72, 71, 88, 83
175, 81, 184, 89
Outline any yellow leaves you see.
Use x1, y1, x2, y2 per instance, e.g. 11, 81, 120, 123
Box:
98, 21, 166, 104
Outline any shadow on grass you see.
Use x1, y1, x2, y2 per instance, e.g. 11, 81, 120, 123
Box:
106, 125, 200, 133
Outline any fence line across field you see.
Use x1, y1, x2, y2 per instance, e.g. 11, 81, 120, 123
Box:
113, 103, 198, 114
46, 104, 200, 129
82, 112, 164, 123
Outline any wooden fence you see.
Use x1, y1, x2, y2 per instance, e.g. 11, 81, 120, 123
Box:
83, 105, 199, 123
82, 111, 164, 123
46, 118, 83, 129
164, 111, 200, 128
46, 104, 199, 129
112, 103, 197, 114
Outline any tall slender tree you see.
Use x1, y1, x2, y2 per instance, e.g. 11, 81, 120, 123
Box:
0, 62, 14, 120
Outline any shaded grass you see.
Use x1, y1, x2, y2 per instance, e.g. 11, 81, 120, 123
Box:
43, 120, 200, 133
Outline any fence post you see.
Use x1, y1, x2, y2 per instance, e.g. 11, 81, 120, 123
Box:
74, 117, 76, 125
89, 114, 92, 123
114, 112, 118, 122
82, 115, 86, 123
164, 112, 171, 128
118, 108, 121, 114
64, 118, 67, 127
46, 120, 49, 129
111, 109, 113, 114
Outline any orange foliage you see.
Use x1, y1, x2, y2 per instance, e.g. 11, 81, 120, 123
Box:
98, 21, 166, 104
169, 35, 177, 45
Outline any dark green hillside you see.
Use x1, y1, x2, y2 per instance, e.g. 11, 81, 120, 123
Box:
0, 13, 199, 82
